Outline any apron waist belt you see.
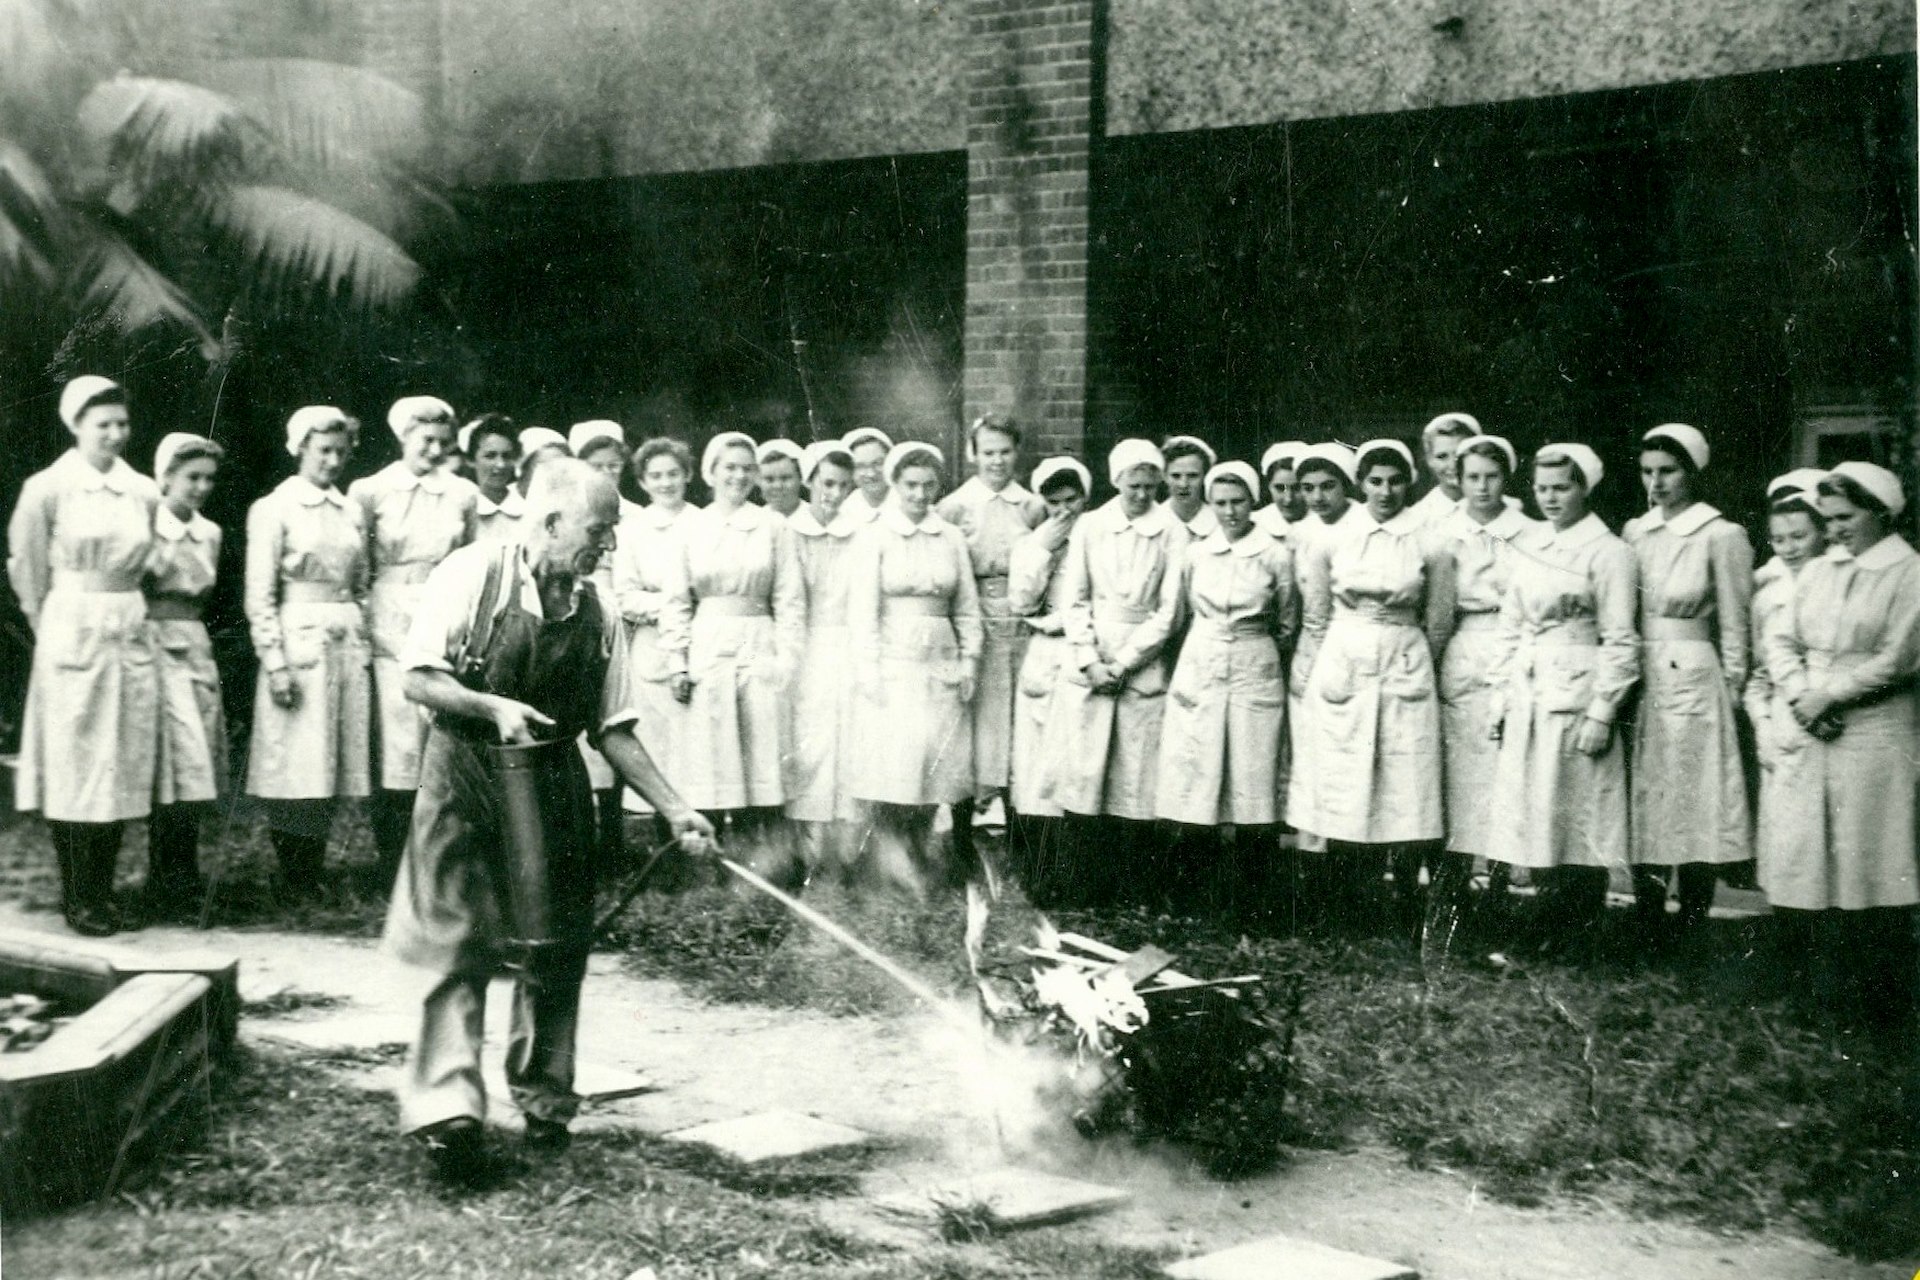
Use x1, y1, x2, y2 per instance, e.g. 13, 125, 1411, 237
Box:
882, 595, 948, 617
1334, 603, 1418, 627
1523, 619, 1600, 646
145, 594, 205, 621
1644, 617, 1713, 642
282, 582, 355, 604
1192, 617, 1273, 639
697, 595, 771, 618
375, 564, 437, 586
50, 569, 140, 593
1093, 603, 1152, 626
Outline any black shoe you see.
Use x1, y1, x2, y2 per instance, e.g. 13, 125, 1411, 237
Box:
65, 906, 119, 937
523, 1115, 572, 1155
415, 1116, 486, 1186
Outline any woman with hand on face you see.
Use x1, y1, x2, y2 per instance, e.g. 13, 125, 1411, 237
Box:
1005, 456, 1092, 903
1041, 441, 1187, 905
937, 413, 1047, 849
1154, 461, 1299, 923
463, 416, 525, 545
350, 397, 477, 884
1623, 424, 1754, 950
1761, 462, 1920, 1030
614, 438, 700, 836
1159, 436, 1220, 541
846, 444, 982, 892
1254, 441, 1310, 537
784, 443, 863, 875
246, 407, 374, 900
8, 377, 160, 936
660, 433, 806, 880
1289, 441, 1455, 939
1487, 444, 1640, 954
144, 434, 231, 922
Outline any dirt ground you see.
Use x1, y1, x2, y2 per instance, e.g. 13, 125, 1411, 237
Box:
1, 898, 1909, 1280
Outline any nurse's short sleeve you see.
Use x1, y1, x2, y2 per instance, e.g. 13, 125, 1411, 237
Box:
400, 544, 492, 674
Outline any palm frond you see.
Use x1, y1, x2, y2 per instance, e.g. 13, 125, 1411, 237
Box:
0, 138, 62, 284
211, 183, 419, 308
74, 218, 218, 354
76, 74, 250, 181
194, 58, 428, 171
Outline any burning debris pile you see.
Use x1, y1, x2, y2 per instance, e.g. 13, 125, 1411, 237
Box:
966, 883, 1302, 1178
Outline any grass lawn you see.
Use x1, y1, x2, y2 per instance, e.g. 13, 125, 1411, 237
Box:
3, 814, 1917, 1265
6, 1046, 1174, 1279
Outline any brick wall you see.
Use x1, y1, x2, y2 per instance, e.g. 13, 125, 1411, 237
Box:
962, 0, 1104, 463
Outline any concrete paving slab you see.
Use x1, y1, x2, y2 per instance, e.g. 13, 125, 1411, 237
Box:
247, 1011, 412, 1054
664, 1110, 874, 1164
874, 1166, 1128, 1231
1164, 1234, 1417, 1280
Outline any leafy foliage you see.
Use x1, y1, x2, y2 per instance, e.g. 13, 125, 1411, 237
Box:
0, 0, 435, 362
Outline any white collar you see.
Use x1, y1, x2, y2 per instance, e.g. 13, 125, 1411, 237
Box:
477, 489, 525, 519
283, 475, 347, 507
154, 506, 214, 542
1547, 511, 1610, 549
1447, 501, 1531, 540
703, 501, 774, 532
1637, 502, 1721, 538
1413, 487, 1459, 514
56, 449, 144, 495
1832, 535, 1916, 572
381, 459, 456, 494
1358, 506, 1423, 538
1198, 526, 1275, 558
1091, 496, 1177, 538
1161, 500, 1217, 536
789, 505, 861, 539
878, 502, 950, 537
954, 475, 1034, 506
635, 500, 694, 530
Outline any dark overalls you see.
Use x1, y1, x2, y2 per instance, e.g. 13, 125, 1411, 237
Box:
383, 552, 611, 1133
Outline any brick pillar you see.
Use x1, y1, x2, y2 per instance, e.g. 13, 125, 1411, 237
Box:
963, 0, 1104, 465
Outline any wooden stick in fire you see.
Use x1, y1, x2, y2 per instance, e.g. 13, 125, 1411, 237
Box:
718, 856, 978, 1034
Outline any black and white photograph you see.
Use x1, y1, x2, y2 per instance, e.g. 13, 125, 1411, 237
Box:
0, 1, 1915, 1276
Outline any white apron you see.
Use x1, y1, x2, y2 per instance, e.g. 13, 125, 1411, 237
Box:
1007, 523, 1075, 817
1486, 514, 1640, 869
658, 502, 804, 810
1154, 527, 1296, 827
348, 461, 476, 790
7, 452, 160, 822
147, 506, 228, 805
784, 506, 860, 822
244, 477, 373, 800
1758, 536, 1920, 910
1287, 508, 1449, 844
1040, 499, 1186, 820
614, 500, 697, 811
846, 507, 981, 806
937, 477, 1045, 792
1623, 504, 1754, 866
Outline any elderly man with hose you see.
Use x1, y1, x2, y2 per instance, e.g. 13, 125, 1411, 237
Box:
382, 458, 714, 1185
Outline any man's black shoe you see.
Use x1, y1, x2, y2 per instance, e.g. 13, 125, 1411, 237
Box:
523, 1115, 571, 1155
415, 1116, 486, 1186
